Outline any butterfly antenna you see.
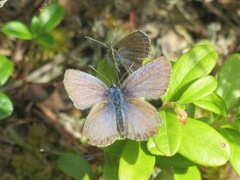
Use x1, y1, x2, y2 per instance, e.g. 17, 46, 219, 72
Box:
110, 24, 119, 46
89, 65, 112, 85
85, 36, 108, 48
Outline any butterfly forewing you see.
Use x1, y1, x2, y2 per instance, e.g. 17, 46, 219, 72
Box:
111, 30, 151, 72
121, 98, 161, 140
83, 102, 119, 147
121, 58, 171, 99
64, 69, 109, 110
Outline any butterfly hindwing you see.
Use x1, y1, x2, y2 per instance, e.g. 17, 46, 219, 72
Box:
121, 98, 161, 140
83, 102, 119, 147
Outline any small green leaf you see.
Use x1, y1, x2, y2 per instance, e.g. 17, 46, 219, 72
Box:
0, 56, 14, 87
156, 153, 196, 167
164, 45, 218, 101
216, 54, 240, 112
152, 109, 182, 156
57, 153, 94, 180
220, 128, 240, 176
194, 92, 227, 117
119, 141, 155, 180
103, 151, 119, 180
38, 3, 64, 33
30, 16, 41, 36
174, 166, 201, 180
180, 76, 217, 104
1, 21, 32, 40
147, 137, 164, 156
97, 59, 118, 87
0, 92, 13, 120
178, 118, 230, 166
103, 140, 127, 180
35, 33, 56, 47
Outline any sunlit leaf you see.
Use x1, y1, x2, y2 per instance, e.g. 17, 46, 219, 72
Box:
178, 118, 230, 166
179, 76, 217, 104
0, 56, 14, 87
216, 54, 240, 112
152, 109, 182, 156
194, 92, 227, 117
174, 166, 201, 180
38, 3, 64, 33
220, 128, 240, 176
0, 92, 13, 120
164, 45, 218, 101
119, 141, 155, 180
1, 21, 32, 40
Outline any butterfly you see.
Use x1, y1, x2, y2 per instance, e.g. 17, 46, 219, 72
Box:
86, 30, 151, 73
64, 57, 171, 147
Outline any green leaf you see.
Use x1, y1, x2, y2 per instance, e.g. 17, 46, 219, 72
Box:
147, 137, 164, 156
156, 153, 196, 167
1, 21, 32, 40
0, 92, 13, 120
174, 166, 201, 180
179, 76, 217, 104
220, 128, 240, 176
103, 140, 127, 180
0, 56, 14, 87
57, 153, 94, 180
216, 54, 240, 112
164, 45, 218, 101
194, 92, 227, 117
35, 33, 56, 47
152, 109, 182, 156
119, 141, 155, 180
178, 118, 230, 166
96, 59, 118, 87
38, 3, 64, 33
30, 16, 41, 36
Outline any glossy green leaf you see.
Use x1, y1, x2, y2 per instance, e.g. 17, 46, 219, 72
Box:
174, 166, 201, 180
216, 54, 240, 112
103, 151, 119, 180
1, 21, 32, 40
97, 59, 118, 87
57, 153, 94, 180
220, 128, 240, 176
147, 137, 164, 156
38, 3, 64, 33
119, 141, 155, 180
156, 153, 196, 167
0, 56, 14, 87
179, 76, 217, 104
178, 118, 230, 166
152, 109, 182, 156
30, 16, 41, 36
164, 45, 218, 101
194, 92, 227, 117
36, 33, 56, 47
0, 92, 13, 120
103, 139, 127, 180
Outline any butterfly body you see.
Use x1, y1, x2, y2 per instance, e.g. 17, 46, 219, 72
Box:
109, 85, 125, 136
64, 58, 171, 147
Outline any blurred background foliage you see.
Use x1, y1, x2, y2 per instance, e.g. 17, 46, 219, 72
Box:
0, 0, 240, 179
